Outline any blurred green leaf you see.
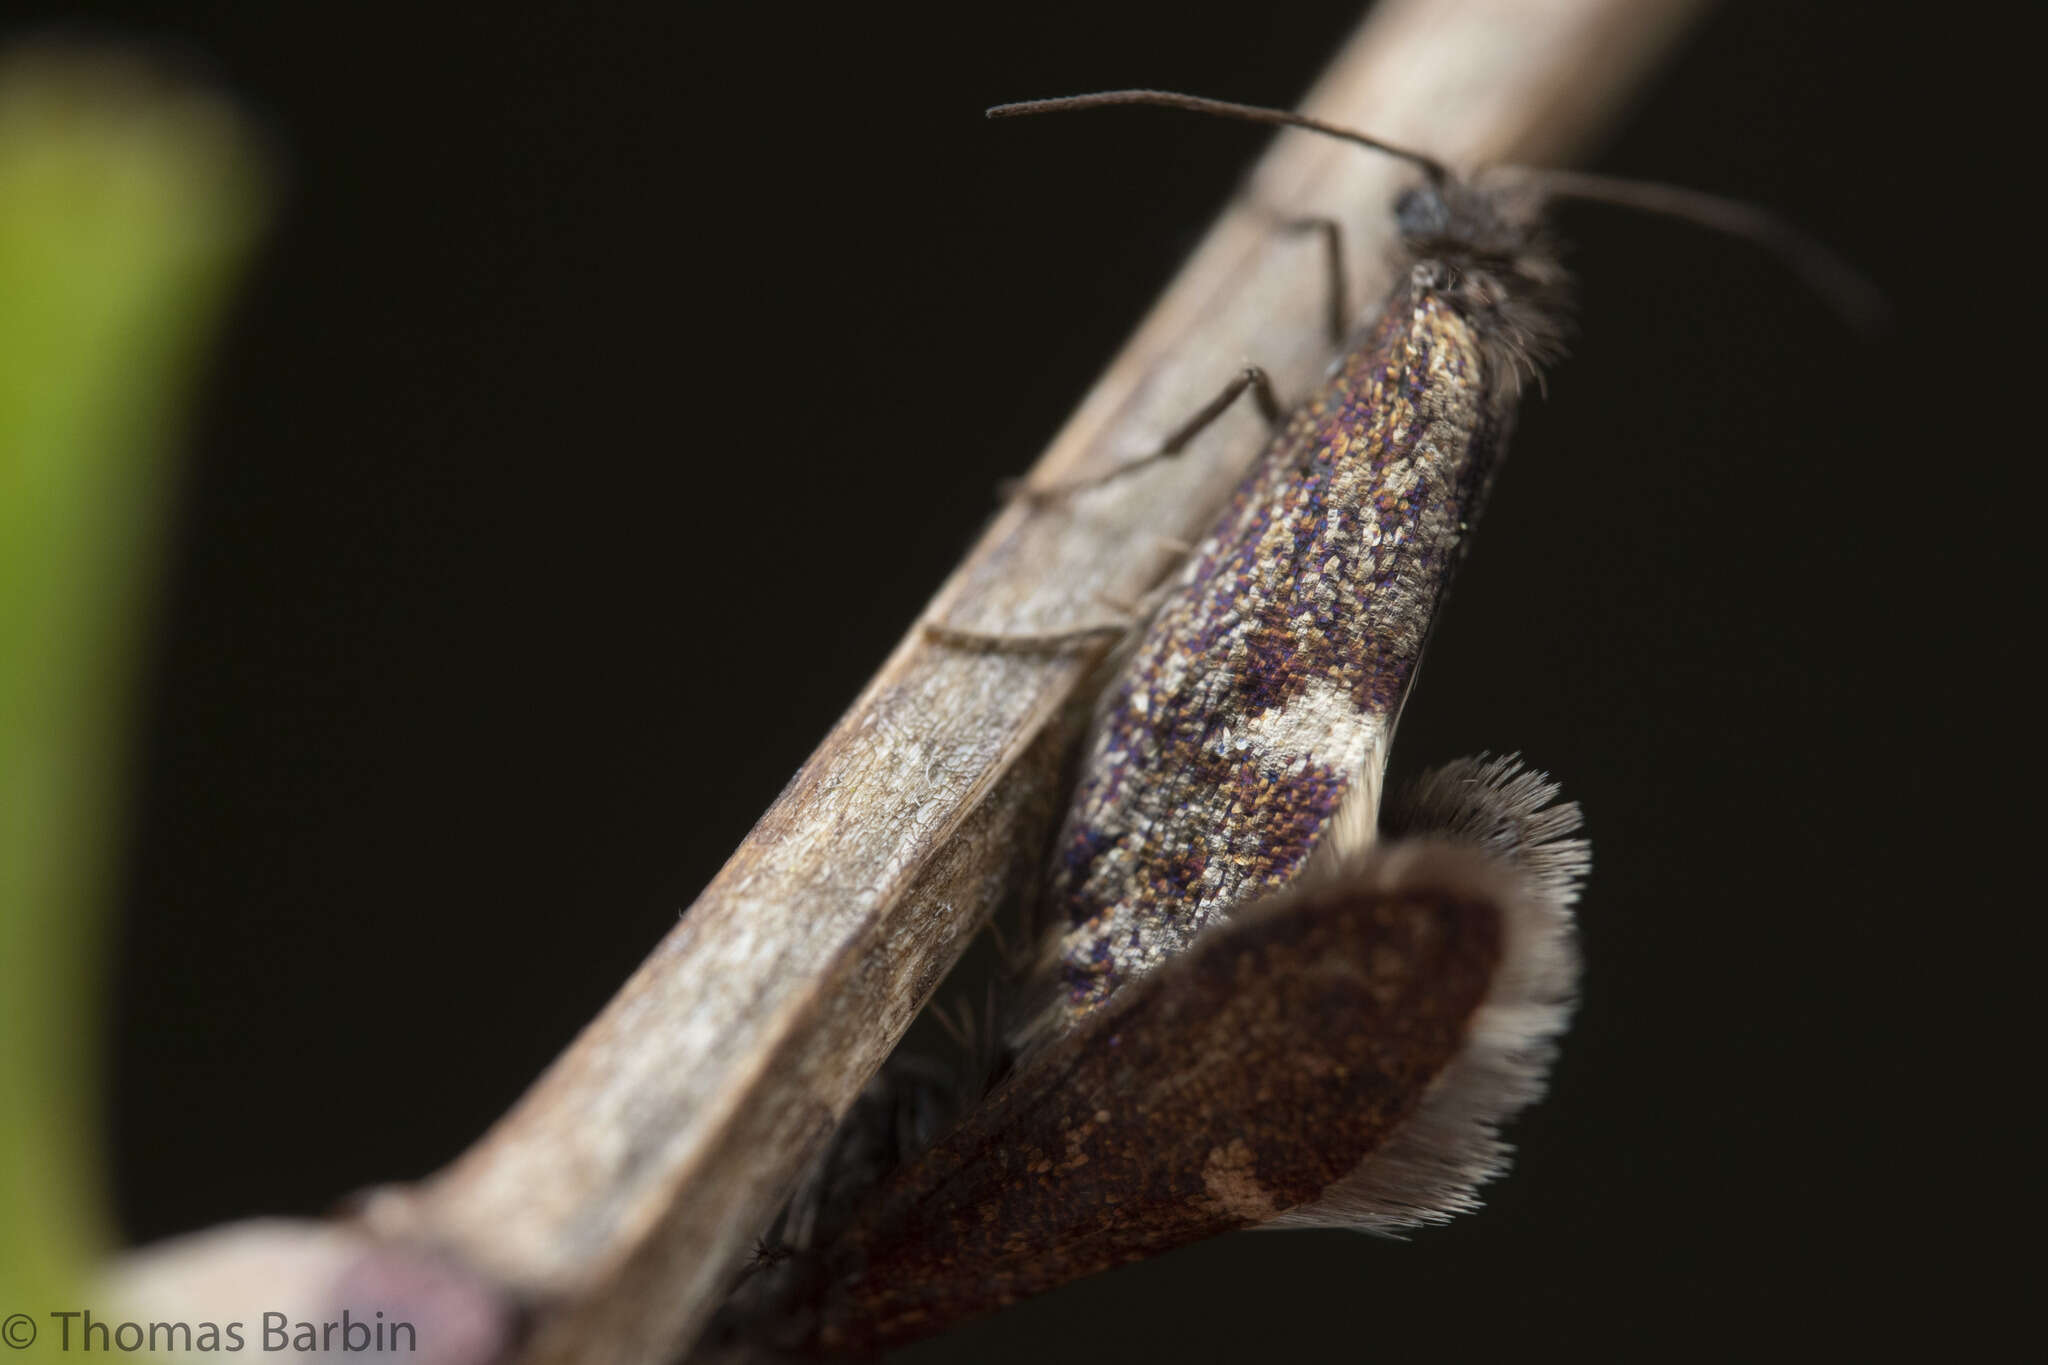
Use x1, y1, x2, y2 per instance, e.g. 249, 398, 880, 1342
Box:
1, 45, 266, 1329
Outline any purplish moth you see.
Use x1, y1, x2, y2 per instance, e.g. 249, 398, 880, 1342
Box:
713, 89, 1869, 1358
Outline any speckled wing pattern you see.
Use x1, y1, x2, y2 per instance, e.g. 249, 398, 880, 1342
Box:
1043, 271, 1515, 1022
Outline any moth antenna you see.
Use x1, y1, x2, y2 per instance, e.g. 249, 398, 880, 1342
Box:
1491, 166, 1887, 334
988, 88, 1449, 186
990, 92, 1879, 332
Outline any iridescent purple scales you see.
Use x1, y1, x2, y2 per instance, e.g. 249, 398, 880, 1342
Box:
1043, 251, 1553, 1022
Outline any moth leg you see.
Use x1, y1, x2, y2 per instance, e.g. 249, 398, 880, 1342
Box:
1283, 215, 1351, 345
923, 557, 1184, 654
1006, 364, 1283, 503
1097, 537, 1198, 615
922, 619, 1131, 653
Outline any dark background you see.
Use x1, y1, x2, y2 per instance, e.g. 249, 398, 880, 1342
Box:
13, 0, 2015, 1357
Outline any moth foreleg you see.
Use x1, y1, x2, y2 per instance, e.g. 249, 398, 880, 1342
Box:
921, 573, 1182, 654
1283, 215, 1351, 345
1006, 363, 1283, 502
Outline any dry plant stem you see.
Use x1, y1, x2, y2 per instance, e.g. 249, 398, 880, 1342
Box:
109, 1, 1708, 1361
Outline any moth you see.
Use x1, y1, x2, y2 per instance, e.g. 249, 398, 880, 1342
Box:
712, 90, 1869, 1358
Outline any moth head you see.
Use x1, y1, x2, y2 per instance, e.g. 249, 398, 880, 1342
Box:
1394, 177, 1547, 260
1393, 181, 1453, 240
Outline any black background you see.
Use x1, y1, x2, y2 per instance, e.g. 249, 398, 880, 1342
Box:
12, 0, 2017, 1358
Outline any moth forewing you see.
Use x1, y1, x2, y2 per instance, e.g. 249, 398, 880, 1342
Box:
808, 768, 1582, 1352
1271, 755, 1586, 1231
1030, 235, 1568, 1037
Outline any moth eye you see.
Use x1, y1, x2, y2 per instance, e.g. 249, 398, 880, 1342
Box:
1394, 185, 1452, 239
1412, 260, 1454, 291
